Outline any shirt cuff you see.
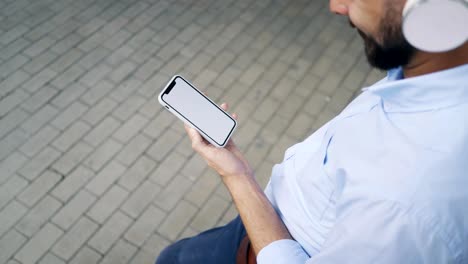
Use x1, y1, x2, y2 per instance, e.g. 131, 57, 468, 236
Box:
257, 239, 309, 264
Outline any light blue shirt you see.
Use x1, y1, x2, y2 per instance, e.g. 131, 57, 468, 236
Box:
259, 64, 468, 263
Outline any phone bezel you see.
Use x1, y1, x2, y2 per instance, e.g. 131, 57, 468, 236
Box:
158, 75, 237, 147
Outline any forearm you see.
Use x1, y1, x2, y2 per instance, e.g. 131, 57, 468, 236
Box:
222, 173, 292, 255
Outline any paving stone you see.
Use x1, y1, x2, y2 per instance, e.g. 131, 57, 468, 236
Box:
0, 174, 28, 209
24, 20, 56, 42
51, 82, 88, 109
88, 210, 133, 254
239, 63, 266, 87
79, 63, 112, 87
100, 239, 137, 264
107, 45, 135, 66
77, 17, 106, 37
139, 72, 170, 98
52, 121, 91, 152
22, 68, 58, 93
146, 128, 183, 162
51, 142, 93, 175
69, 247, 101, 264
154, 174, 192, 212
134, 57, 163, 81
149, 151, 186, 186
51, 101, 88, 130
52, 216, 98, 260
0, 229, 27, 264
113, 113, 148, 143
0, 129, 29, 161
87, 185, 128, 223
142, 233, 170, 257
184, 170, 221, 208
158, 200, 197, 241
121, 179, 161, 219
252, 97, 279, 123
118, 155, 156, 191
192, 68, 218, 89
80, 80, 113, 105
19, 125, 60, 157
103, 29, 132, 50
131, 249, 156, 264
124, 205, 164, 246
0, 24, 29, 45
50, 33, 82, 55
115, 133, 152, 166
190, 195, 229, 231
20, 105, 59, 134
37, 253, 65, 264
17, 170, 62, 207
0, 152, 28, 184
51, 65, 85, 89
0, 89, 29, 117
17, 147, 60, 181
180, 154, 207, 182
127, 27, 155, 48
83, 138, 123, 172
81, 98, 118, 126
213, 67, 243, 90
52, 189, 96, 230
14, 223, 64, 264
138, 97, 162, 119
0, 37, 31, 61
109, 81, 143, 105
23, 36, 56, 57
49, 49, 83, 73
82, 160, 123, 196
0, 200, 28, 238
15, 195, 62, 237
78, 47, 110, 70
50, 18, 82, 40
153, 25, 179, 45
262, 60, 289, 85
84, 116, 121, 147
183, 52, 212, 76
52, 166, 94, 202
22, 50, 58, 74
303, 91, 329, 117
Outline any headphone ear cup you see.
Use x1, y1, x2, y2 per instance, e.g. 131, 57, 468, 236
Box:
402, 0, 468, 52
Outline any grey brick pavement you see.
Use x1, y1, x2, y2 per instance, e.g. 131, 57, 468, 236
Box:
0, 0, 384, 263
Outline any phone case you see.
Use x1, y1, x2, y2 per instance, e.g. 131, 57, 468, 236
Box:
158, 75, 237, 148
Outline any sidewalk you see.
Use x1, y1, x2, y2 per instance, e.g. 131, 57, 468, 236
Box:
0, 0, 383, 263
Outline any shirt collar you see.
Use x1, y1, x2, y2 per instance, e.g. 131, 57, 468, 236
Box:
362, 64, 468, 113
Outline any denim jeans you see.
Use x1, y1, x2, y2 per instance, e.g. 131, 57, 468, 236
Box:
156, 216, 246, 264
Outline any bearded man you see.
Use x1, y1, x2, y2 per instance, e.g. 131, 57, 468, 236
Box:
156, 0, 468, 263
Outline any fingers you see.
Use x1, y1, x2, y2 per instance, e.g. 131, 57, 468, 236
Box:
221, 102, 238, 120
184, 124, 207, 150
220, 102, 228, 110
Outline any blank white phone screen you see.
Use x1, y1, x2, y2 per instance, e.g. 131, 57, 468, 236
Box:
162, 77, 235, 146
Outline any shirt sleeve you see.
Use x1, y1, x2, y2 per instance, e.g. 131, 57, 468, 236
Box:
257, 239, 309, 264
257, 200, 456, 264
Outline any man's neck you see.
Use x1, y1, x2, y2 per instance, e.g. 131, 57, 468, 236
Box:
403, 43, 468, 78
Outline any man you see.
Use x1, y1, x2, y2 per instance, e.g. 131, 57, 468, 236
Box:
156, 0, 468, 263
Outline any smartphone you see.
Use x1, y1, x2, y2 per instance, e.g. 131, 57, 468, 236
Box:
158, 75, 237, 148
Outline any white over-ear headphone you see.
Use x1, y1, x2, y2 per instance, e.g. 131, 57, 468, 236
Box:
403, 0, 468, 52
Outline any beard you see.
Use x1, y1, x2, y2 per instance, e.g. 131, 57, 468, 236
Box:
356, 7, 416, 70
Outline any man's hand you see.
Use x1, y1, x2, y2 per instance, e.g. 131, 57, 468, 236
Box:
184, 102, 292, 256
184, 103, 253, 179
